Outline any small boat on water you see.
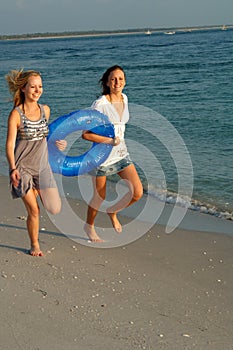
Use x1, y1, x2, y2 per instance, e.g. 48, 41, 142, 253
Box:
164, 31, 176, 35
145, 30, 152, 35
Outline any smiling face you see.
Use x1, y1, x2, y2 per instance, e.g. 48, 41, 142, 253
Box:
106, 69, 126, 94
22, 75, 43, 103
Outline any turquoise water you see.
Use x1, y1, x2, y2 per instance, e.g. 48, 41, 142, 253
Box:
0, 29, 233, 219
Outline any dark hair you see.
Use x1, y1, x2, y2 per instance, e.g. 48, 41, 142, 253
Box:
99, 65, 126, 95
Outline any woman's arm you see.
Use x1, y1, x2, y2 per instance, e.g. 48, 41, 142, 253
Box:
82, 130, 120, 146
6, 109, 21, 186
6, 109, 19, 170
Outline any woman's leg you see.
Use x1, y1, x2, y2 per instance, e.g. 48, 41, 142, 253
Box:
107, 164, 143, 231
22, 188, 43, 256
118, 164, 143, 207
84, 176, 107, 242
39, 187, 61, 215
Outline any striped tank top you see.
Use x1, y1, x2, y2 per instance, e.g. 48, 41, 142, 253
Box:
16, 104, 49, 141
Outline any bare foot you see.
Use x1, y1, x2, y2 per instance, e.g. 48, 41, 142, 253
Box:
108, 213, 122, 233
84, 223, 104, 242
29, 245, 44, 257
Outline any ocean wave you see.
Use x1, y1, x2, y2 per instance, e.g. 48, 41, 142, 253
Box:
145, 184, 233, 221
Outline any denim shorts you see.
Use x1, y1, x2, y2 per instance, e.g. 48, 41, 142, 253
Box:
90, 155, 133, 177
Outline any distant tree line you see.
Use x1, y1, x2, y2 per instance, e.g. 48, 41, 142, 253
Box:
0, 29, 147, 40
0, 25, 231, 41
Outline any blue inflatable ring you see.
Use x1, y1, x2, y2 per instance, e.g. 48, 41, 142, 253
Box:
47, 109, 115, 176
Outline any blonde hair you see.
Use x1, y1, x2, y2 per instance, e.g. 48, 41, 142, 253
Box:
5, 69, 41, 107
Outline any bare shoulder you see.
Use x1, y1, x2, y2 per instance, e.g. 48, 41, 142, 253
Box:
42, 104, 50, 121
8, 108, 20, 126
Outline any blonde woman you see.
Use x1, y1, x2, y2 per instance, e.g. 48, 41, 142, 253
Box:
5, 69, 66, 256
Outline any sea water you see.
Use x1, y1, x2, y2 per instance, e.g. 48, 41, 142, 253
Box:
0, 29, 232, 220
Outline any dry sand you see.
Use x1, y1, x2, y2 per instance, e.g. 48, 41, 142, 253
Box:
1, 174, 233, 350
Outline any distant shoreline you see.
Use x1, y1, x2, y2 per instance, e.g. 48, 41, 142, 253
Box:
0, 24, 232, 41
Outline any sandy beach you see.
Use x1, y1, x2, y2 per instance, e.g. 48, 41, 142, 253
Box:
1, 174, 233, 350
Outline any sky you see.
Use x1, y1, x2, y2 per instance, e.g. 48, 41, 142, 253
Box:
0, 0, 232, 35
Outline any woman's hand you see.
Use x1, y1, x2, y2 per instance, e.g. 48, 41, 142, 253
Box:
10, 169, 20, 188
112, 136, 121, 146
55, 140, 67, 151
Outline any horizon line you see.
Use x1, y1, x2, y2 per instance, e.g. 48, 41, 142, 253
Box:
0, 23, 232, 40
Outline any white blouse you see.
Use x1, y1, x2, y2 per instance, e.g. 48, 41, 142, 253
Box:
91, 93, 129, 167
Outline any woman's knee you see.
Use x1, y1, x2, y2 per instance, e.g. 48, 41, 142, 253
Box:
40, 189, 61, 215
27, 205, 40, 218
132, 184, 143, 202
45, 199, 61, 215
93, 186, 106, 202
134, 191, 143, 202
